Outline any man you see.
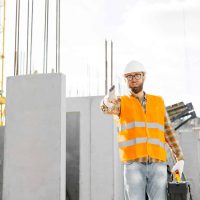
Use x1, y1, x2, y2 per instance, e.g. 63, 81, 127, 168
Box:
100, 60, 184, 200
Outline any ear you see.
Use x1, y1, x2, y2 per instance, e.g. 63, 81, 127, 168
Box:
143, 73, 146, 81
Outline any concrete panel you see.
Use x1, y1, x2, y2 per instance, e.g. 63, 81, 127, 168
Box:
90, 97, 114, 200
0, 127, 4, 200
66, 112, 80, 200
3, 74, 66, 200
177, 118, 200, 200
66, 96, 124, 200
113, 127, 124, 200
66, 97, 91, 200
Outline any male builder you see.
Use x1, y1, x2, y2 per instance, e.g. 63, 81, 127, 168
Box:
100, 60, 184, 200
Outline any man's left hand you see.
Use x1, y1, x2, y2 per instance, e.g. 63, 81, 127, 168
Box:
172, 160, 184, 178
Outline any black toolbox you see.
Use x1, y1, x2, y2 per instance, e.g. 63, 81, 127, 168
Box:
167, 181, 192, 200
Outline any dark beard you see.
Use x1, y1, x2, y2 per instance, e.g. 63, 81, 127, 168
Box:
131, 83, 143, 94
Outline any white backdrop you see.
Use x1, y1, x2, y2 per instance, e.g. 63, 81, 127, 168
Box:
3, 0, 200, 115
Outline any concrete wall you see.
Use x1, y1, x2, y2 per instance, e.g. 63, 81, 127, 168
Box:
0, 127, 4, 200
3, 74, 66, 200
177, 118, 200, 200
66, 97, 124, 200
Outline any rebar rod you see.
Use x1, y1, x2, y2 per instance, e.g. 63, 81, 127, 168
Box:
105, 39, 108, 94
29, 0, 34, 74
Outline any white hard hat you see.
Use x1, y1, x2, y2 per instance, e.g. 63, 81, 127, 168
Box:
124, 60, 146, 75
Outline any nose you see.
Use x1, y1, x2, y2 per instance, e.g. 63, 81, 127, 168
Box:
131, 79, 138, 83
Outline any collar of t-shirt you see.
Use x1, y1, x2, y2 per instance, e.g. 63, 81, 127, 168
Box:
129, 91, 147, 112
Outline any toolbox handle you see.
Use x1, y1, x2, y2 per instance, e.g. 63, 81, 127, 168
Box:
174, 170, 181, 183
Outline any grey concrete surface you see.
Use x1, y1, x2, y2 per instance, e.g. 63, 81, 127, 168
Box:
177, 117, 200, 200
3, 74, 66, 200
66, 97, 123, 200
66, 97, 91, 200
90, 97, 115, 200
113, 125, 124, 200
0, 127, 4, 200
66, 112, 80, 200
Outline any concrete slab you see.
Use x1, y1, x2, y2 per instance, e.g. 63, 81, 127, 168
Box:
177, 118, 200, 200
90, 97, 114, 200
66, 97, 91, 200
66, 96, 124, 200
0, 127, 5, 200
3, 74, 66, 200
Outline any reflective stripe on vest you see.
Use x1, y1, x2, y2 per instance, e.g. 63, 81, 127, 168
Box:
118, 121, 164, 132
118, 137, 165, 149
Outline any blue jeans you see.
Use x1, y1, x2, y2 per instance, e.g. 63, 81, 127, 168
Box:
124, 162, 167, 200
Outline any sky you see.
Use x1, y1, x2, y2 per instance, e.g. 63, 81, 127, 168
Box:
1, 0, 200, 115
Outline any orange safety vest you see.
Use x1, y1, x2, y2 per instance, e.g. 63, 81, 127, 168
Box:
117, 94, 167, 162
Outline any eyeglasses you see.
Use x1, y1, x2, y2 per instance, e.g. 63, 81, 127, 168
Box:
126, 73, 143, 81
